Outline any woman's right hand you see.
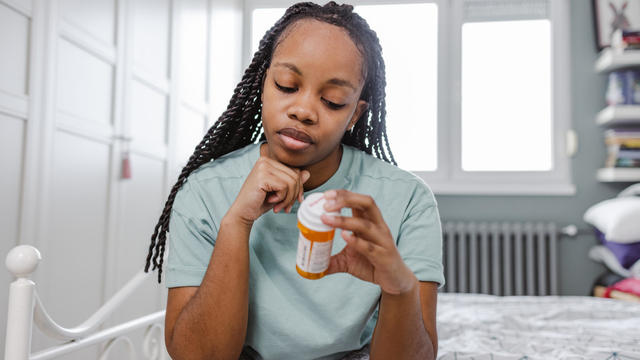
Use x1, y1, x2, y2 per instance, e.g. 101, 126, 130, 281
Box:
226, 156, 310, 227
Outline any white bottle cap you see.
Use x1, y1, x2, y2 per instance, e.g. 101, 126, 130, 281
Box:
297, 192, 340, 232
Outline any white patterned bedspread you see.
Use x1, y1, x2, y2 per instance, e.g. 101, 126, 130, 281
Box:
437, 293, 640, 360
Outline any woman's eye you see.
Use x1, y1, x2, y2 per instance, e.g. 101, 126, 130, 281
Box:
323, 99, 346, 110
275, 81, 296, 93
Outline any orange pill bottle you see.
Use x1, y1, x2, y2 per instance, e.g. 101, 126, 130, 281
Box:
296, 192, 339, 279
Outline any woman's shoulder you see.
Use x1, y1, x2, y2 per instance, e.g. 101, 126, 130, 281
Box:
345, 145, 436, 207
189, 143, 260, 182
346, 146, 431, 185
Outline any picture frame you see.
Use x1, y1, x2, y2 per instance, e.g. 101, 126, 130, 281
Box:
593, 0, 640, 51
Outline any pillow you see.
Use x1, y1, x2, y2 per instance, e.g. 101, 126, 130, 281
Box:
595, 229, 640, 269
583, 197, 640, 243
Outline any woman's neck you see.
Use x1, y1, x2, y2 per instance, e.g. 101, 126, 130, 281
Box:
301, 145, 342, 191
259, 143, 343, 191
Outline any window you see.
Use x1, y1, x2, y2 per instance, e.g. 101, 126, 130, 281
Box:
245, 0, 573, 195
462, 20, 552, 172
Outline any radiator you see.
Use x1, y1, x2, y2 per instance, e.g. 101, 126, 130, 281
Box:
441, 221, 559, 296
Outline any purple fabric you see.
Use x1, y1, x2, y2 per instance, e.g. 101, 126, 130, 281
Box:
595, 229, 640, 269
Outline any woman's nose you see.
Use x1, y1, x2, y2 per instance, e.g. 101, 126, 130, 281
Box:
287, 93, 317, 125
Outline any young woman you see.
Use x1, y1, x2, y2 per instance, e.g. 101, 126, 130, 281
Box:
145, 2, 444, 359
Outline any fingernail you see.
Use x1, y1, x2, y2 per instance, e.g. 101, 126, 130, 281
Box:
324, 200, 336, 210
322, 214, 335, 223
324, 190, 337, 199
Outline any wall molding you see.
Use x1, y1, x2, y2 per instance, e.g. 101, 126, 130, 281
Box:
0, 90, 28, 119
59, 19, 117, 66
56, 110, 115, 145
0, 0, 32, 17
133, 66, 171, 95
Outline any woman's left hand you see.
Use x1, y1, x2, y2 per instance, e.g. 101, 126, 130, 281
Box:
321, 189, 417, 295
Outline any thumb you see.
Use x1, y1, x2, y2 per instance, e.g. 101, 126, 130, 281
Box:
300, 170, 311, 184
325, 250, 347, 275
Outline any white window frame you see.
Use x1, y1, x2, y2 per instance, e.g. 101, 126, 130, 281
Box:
243, 0, 575, 196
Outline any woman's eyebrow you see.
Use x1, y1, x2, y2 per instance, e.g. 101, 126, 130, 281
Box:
273, 61, 357, 92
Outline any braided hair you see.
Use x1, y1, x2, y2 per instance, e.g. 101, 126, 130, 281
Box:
145, 1, 396, 282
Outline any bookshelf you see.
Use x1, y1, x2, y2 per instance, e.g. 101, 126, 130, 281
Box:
596, 105, 640, 126
595, 49, 640, 182
597, 168, 640, 182
595, 49, 640, 73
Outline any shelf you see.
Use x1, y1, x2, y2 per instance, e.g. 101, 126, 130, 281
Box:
595, 48, 640, 73
596, 105, 640, 126
597, 168, 640, 182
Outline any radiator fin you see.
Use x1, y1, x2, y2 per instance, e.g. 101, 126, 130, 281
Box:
442, 221, 558, 296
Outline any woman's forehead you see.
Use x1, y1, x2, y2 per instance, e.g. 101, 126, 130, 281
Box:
271, 19, 365, 87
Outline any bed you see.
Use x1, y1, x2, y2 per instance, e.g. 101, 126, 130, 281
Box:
5, 245, 640, 360
437, 293, 640, 359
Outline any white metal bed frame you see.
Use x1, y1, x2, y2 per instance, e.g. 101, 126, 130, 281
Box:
4, 245, 166, 360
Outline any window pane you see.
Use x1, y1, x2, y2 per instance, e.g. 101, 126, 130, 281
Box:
251, 8, 285, 54
356, 4, 438, 171
461, 20, 552, 171
252, 4, 438, 172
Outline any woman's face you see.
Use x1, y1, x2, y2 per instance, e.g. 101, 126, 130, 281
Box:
261, 19, 369, 169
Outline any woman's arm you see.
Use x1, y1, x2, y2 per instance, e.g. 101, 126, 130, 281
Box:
369, 281, 438, 360
320, 189, 440, 360
164, 156, 309, 360
165, 215, 252, 360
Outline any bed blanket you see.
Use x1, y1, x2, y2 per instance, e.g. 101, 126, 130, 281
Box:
437, 293, 640, 359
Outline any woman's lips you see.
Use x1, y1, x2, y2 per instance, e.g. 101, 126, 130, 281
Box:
277, 128, 313, 151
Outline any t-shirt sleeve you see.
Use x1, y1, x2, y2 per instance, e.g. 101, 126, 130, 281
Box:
165, 179, 218, 288
396, 183, 445, 287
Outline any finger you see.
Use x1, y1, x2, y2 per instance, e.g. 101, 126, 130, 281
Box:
323, 190, 384, 223
285, 170, 300, 213
267, 193, 280, 203
261, 175, 289, 212
342, 230, 384, 263
321, 214, 381, 244
263, 157, 301, 181
262, 157, 300, 210
298, 170, 311, 203
268, 169, 299, 213
325, 248, 348, 275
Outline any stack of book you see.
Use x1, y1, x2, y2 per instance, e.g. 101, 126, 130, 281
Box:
605, 129, 640, 168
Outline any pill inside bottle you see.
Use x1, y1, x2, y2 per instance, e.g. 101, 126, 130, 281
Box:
296, 192, 340, 279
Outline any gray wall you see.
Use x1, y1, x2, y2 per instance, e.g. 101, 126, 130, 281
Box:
436, 0, 630, 296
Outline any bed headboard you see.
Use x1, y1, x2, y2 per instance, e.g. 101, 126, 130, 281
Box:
4, 245, 166, 360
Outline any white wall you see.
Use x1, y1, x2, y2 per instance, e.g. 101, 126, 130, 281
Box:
0, 0, 243, 358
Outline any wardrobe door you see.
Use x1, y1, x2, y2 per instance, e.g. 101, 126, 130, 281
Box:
0, 0, 35, 354
35, 0, 118, 358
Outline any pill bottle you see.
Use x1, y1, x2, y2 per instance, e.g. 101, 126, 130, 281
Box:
296, 192, 339, 279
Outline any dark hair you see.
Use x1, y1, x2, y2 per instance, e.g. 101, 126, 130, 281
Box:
145, 1, 395, 282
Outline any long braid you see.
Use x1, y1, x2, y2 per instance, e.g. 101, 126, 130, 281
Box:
146, 1, 397, 282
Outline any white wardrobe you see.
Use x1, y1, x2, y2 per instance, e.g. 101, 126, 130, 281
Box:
0, 0, 243, 358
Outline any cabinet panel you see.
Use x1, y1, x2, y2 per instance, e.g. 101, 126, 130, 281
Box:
44, 130, 111, 324
176, 105, 206, 167
0, 2, 30, 96
59, 0, 116, 46
132, 0, 170, 79
0, 113, 25, 357
131, 80, 168, 148
178, 0, 208, 103
56, 39, 114, 125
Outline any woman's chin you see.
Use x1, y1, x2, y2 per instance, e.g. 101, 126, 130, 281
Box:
266, 143, 312, 168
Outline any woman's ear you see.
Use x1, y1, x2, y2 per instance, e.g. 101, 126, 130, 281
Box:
348, 100, 369, 131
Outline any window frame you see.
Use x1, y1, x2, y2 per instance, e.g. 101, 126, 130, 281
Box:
243, 0, 575, 196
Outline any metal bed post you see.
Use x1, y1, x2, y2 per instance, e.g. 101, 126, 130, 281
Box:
4, 245, 40, 360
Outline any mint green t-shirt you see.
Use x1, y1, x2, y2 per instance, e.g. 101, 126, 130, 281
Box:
166, 143, 444, 360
